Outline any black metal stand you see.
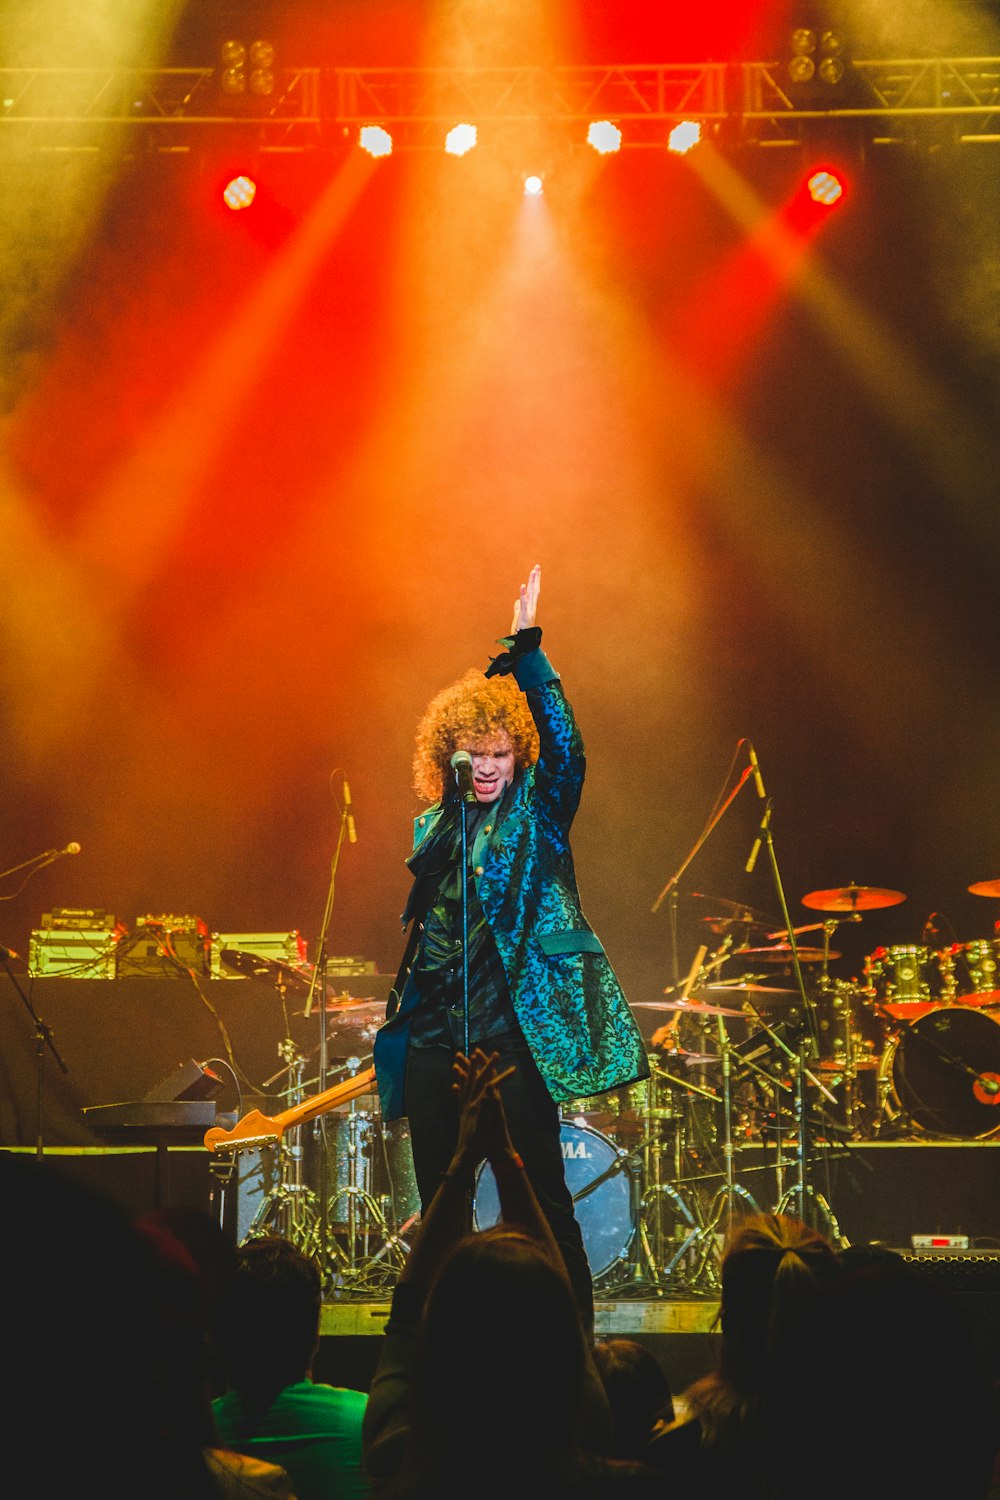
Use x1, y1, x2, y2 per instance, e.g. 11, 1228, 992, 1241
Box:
0, 952, 68, 1157
303, 802, 350, 1280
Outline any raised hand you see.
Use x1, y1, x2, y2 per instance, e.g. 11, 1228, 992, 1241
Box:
510, 563, 541, 635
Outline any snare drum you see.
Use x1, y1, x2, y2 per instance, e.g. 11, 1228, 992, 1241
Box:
473, 1121, 635, 1278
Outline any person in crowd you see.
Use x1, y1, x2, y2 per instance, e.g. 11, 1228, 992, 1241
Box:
645, 1210, 840, 1500
362, 1047, 663, 1499
0, 1149, 293, 1499
591, 1337, 675, 1462
773, 1241, 1000, 1500
373, 565, 648, 1333
211, 1235, 369, 1500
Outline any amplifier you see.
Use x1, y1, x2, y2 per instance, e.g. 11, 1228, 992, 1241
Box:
116, 915, 211, 979
29, 929, 120, 978
29, 910, 124, 978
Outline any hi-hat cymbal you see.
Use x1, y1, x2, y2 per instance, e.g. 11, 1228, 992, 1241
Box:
734, 945, 841, 964
633, 998, 747, 1018
699, 982, 801, 1001
801, 885, 906, 913
969, 879, 1000, 898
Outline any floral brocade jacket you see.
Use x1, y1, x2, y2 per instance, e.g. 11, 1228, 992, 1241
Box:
373, 641, 649, 1121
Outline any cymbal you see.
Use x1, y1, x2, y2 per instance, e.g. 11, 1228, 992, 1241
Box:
699, 982, 800, 998
652, 1047, 718, 1066
801, 885, 906, 913
699, 915, 771, 936
633, 998, 747, 1018
688, 893, 776, 921
734, 945, 841, 964
969, 879, 1000, 898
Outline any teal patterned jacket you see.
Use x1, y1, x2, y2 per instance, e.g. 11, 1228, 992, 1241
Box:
374, 641, 649, 1121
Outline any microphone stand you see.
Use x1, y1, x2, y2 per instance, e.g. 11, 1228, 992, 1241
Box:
0, 952, 69, 1157
651, 764, 755, 990
303, 805, 350, 1284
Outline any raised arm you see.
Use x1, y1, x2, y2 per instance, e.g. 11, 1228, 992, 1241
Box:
510, 563, 541, 635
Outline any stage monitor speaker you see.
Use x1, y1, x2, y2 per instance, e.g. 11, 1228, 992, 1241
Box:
142, 1059, 224, 1103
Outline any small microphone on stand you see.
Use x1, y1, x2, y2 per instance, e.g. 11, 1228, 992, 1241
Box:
748, 745, 767, 801
450, 750, 478, 806
745, 803, 771, 875
342, 780, 357, 844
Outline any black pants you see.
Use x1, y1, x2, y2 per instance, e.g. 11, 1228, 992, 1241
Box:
403, 1031, 594, 1334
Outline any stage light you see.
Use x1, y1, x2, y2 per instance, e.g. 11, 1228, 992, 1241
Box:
806, 168, 844, 205
248, 39, 276, 97
223, 175, 256, 211
817, 32, 846, 85
359, 125, 393, 158
523, 174, 544, 196
219, 38, 247, 96
788, 26, 817, 84
667, 120, 701, 155
445, 123, 477, 156
587, 120, 622, 155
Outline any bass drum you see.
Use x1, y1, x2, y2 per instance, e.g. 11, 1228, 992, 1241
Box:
878, 1006, 1000, 1139
473, 1121, 636, 1279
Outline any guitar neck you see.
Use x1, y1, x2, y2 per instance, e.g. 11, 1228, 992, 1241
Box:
204, 1064, 377, 1153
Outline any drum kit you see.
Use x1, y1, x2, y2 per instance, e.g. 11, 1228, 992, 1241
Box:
208, 880, 1000, 1297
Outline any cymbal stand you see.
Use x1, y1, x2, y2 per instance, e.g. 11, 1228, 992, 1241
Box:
688, 1015, 762, 1289
627, 1057, 712, 1293
324, 1060, 406, 1296
742, 768, 847, 1240
244, 1042, 329, 1257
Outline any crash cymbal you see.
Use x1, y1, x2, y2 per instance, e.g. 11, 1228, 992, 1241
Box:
633, 998, 747, 1018
969, 879, 1000, 898
801, 885, 906, 913
699, 982, 800, 997
734, 945, 841, 964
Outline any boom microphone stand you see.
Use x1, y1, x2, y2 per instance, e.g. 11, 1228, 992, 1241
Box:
742, 746, 840, 1237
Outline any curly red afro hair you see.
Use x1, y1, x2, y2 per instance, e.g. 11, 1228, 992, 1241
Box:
412, 669, 539, 803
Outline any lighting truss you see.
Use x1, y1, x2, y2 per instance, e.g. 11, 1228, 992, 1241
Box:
1, 59, 998, 153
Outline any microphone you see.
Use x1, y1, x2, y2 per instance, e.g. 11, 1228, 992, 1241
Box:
745, 803, 771, 875
342, 781, 357, 844
450, 750, 478, 806
748, 744, 767, 801
0, 945, 19, 960
43, 842, 81, 860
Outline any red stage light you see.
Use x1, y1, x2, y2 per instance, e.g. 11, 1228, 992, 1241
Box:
222, 175, 257, 211
806, 167, 846, 206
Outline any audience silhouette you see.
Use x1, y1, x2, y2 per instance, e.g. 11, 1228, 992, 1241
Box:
646, 1210, 840, 1499
362, 1048, 662, 1499
0, 1150, 294, 1499
212, 1234, 370, 1500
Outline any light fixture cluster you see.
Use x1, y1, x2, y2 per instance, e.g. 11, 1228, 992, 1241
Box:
787, 23, 847, 87
219, 38, 278, 99
358, 117, 705, 161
